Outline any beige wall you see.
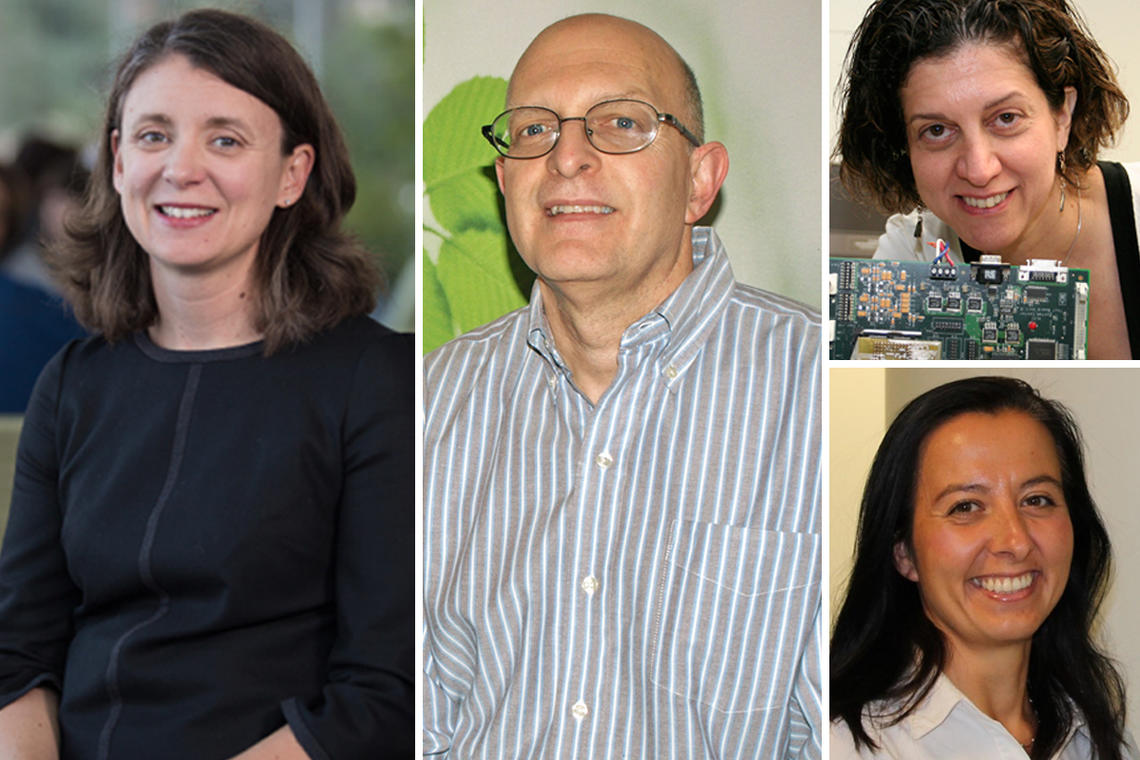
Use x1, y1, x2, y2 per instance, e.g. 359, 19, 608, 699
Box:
0, 417, 22, 545
426, 0, 823, 309
830, 367, 1140, 740
829, 0, 1140, 163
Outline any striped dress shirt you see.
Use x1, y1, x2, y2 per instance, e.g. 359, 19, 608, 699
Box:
424, 227, 822, 759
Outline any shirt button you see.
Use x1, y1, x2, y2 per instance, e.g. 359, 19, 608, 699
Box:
581, 575, 599, 595
665, 365, 678, 379
571, 700, 588, 720
595, 452, 613, 469
548, 376, 557, 388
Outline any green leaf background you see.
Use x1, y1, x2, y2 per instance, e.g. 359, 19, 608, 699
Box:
423, 76, 534, 353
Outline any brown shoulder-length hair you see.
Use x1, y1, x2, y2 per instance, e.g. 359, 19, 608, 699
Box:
55, 8, 380, 352
836, 0, 1130, 214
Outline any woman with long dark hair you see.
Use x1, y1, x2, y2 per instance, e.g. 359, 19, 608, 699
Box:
831, 376, 1129, 759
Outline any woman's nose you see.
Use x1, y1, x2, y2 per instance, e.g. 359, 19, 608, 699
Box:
955, 133, 1002, 187
990, 504, 1033, 559
162, 141, 206, 186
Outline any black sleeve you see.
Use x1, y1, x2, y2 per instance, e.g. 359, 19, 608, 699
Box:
0, 346, 80, 707
1099, 160, 1140, 358
282, 331, 414, 760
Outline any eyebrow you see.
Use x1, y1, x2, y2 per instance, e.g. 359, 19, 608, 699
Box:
125, 113, 253, 132
508, 91, 653, 112
932, 474, 1063, 502
906, 91, 1027, 124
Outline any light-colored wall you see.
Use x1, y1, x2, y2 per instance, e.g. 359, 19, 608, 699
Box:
830, 367, 1140, 741
426, 0, 822, 309
829, 0, 1140, 163
0, 417, 22, 545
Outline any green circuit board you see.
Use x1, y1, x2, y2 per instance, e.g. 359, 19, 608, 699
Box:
829, 257, 1089, 360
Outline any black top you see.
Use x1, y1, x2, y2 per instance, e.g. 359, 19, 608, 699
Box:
0, 315, 412, 759
1099, 161, 1140, 357
962, 160, 1140, 357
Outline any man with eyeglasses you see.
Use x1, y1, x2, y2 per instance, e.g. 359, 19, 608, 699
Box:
425, 13, 821, 759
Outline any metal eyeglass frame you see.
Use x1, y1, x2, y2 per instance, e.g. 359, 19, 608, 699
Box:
481, 98, 702, 159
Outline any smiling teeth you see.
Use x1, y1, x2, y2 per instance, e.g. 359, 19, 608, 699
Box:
161, 206, 215, 219
548, 205, 614, 216
963, 192, 1009, 209
973, 572, 1034, 594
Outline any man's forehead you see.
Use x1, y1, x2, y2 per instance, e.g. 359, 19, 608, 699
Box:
506, 15, 685, 108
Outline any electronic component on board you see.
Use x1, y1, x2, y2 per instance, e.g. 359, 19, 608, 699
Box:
829, 257, 1089, 360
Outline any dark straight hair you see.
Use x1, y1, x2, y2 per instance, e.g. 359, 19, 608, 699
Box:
830, 376, 1125, 760
54, 8, 380, 353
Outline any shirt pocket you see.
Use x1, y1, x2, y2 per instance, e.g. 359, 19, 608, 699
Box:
649, 519, 820, 714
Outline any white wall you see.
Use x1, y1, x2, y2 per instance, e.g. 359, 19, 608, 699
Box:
830, 367, 1140, 741
829, 0, 1140, 163
426, 0, 822, 308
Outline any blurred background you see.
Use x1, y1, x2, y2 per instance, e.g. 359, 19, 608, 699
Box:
0, 0, 412, 521
0, 0, 413, 400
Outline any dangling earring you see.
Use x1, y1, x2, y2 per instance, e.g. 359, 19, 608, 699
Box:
1058, 152, 1067, 213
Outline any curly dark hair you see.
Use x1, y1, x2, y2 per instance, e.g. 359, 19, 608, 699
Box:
53, 8, 380, 353
830, 376, 1126, 760
836, 0, 1129, 214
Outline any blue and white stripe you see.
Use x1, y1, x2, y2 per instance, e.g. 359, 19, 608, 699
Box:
424, 227, 822, 759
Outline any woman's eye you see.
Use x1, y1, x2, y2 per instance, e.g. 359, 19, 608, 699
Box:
995, 112, 1020, 127
138, 131, 167, 144
921, 124, 947, 140
614, 116, 636, 130
1024, 493, 1056, 507
948, 500, 980, 515
520, 123, 548, 138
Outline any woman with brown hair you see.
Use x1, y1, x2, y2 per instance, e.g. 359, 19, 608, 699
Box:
837, 0, 1135, 358
0, 9, 411, 758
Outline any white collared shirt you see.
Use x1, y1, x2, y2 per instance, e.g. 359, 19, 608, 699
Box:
830, 674, 1133, 760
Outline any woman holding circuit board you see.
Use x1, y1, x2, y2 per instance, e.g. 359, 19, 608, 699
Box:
837, 0, 1137, 358
830, 376, 1132, 759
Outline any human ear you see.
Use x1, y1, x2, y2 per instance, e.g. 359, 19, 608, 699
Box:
893, 540, 919, 582
685, 141, 729, 224
111, 130, 124, 195
1055, 86, 1078, 152
278, 143, 315, 207
494, 156, 506, 195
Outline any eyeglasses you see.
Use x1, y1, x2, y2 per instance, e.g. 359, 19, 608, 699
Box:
482, 98, 702, 159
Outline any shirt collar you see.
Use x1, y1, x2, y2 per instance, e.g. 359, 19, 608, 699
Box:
524, 226, 736, 376
902, 673, 1089, 747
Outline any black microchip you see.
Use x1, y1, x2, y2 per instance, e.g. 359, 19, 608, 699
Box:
966, 297, 984, 313
946, 296, 962, 311
932, 318, 964, 332
927, 295, 943, 311
1025, 286, 1048, 301
1005, 328, 1020, 343
966, 340, 980, 359
1026, 339, 1058, 359
983, 327, 998, 342
839, 261, 856, 290
975, 265, 1004, 284
837, 294, 854, 320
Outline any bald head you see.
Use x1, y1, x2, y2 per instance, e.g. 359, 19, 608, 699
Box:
507, 14, 704, 142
